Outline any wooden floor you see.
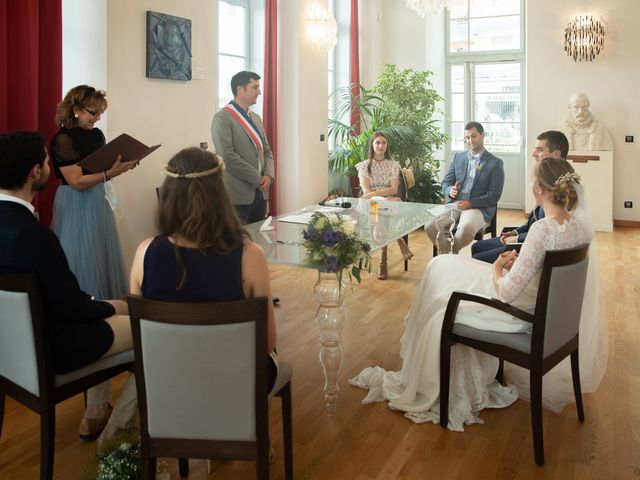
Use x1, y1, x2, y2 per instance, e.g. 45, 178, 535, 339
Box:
1, 209, 639, 479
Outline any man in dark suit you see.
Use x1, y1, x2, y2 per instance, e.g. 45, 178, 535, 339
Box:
0, 131, 136, 452
425, 121, 505, 254
471, 130, 569, 263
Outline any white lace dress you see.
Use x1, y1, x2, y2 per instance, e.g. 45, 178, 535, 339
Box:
349, 216, 592, 431
355, 159, 400, 193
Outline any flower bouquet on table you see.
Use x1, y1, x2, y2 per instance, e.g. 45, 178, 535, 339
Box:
302, 212, 371, 283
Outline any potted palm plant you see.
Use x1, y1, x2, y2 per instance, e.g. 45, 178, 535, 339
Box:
328, 65, 448, 203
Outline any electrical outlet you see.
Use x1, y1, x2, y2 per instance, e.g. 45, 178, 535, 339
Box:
624, 201, 633, 208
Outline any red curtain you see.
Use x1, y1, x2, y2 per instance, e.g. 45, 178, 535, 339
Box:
0, 0, 62, 226
349, 0, 360, 135
263, 0, 278, 216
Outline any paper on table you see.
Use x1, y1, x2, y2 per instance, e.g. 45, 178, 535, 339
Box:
316, 206, 345, 214
260, 216, 274, 231
278, 212, 316, 224
77, 133, 161, 173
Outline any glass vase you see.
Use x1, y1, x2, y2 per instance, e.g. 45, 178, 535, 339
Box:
314, 270, 348, 414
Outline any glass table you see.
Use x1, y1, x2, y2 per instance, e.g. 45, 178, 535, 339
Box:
245, 197, 450, 413
245, 197, 451, 263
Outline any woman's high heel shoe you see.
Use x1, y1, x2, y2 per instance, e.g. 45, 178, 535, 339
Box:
79, 404, 112, 440
397, 238, 414, 262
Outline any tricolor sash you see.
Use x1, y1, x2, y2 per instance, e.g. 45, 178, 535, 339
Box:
224, 103, 265, 158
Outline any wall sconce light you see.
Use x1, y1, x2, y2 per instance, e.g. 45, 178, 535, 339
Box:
306, 5, 337, 54
564, 15, 605, 62
405, 0, 451, 17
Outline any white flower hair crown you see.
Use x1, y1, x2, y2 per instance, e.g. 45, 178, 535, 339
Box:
162, 159, 225, 179
554, 171, 581, 186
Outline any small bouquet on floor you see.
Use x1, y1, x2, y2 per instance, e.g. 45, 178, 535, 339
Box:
302, 212, 371, 283
96, 443, 140, 480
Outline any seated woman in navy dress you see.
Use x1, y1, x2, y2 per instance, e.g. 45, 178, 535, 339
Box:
130, 147, 278, 390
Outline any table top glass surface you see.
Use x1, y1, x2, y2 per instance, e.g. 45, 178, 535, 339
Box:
244, 197, 451, 268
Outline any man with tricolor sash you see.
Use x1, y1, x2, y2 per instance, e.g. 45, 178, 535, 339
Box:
212, 71, 274, 224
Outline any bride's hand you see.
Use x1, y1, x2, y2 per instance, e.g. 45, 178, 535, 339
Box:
495, 250, 517, 271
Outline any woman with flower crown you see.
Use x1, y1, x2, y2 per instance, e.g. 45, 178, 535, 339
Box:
350, 157, 597, 430
130, 147, 278, 388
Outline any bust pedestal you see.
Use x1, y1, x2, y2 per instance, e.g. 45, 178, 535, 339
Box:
567, 150, 613, 232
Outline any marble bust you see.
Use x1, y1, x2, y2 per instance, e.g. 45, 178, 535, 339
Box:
563, 93, 613, 151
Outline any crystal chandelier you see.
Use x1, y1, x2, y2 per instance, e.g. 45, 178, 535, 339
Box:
405, 0, 452, 17
564, 15, 605, 62
306, 5, 337, 54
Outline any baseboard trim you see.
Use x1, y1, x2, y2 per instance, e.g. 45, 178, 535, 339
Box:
614, 219, 640, 228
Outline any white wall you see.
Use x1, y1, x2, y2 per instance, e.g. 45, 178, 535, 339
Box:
526, 0, 640, 221
106, 0, 217, 270
277, 0, 329, 213
62, 0, 108, 132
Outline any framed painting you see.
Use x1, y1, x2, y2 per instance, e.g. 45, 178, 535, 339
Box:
146, 11, 192, 81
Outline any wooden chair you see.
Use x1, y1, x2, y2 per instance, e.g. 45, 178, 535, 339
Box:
127, 295, 293, 480
432, 207, 497, 257
0, 274, 134, 480
439, 244, 590, 465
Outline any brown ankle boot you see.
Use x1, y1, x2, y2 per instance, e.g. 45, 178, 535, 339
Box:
397, 238, 414, 261
378, 246, 388, 280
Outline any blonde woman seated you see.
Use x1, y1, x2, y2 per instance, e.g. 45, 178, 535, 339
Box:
130, 147, 278, 392
356, 131, 413, 280
350, 157, 595, 430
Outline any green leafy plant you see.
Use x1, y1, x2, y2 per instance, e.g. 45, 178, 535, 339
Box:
328, 86, 415, 178
302, 212, 371, 284
328, 65, 448, 203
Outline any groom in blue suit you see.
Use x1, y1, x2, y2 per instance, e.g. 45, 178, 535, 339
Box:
471, 130, 569, 262
426, 121, 504, 254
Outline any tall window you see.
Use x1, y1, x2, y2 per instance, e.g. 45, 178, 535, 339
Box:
446, 0, 524, 209
449, 0, 521, 53
218, 0, 249, 108
327, 0, 350, 151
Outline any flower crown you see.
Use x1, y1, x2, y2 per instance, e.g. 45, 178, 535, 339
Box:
162, 159, 225, 179
554, 171, 581, 186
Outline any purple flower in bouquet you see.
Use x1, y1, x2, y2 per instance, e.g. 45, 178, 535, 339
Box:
303, 226, 317, 241
326, 255, 338, 273
322, 229, 342, 247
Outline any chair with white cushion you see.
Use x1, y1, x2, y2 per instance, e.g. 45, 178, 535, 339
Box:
127, 295, 293, 480
0, 274, 134, 480
439, 244, 590, 465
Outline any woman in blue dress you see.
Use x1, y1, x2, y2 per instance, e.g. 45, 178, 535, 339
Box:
50, 85, 137, 299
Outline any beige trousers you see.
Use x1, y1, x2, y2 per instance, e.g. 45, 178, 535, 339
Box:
86, 300, 137, 429
426, 208, 487, 254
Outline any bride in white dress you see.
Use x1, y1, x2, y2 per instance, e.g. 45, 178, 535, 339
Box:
350, 157, 600, 431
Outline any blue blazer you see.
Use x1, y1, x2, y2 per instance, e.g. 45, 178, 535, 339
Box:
442, 150, 505, 222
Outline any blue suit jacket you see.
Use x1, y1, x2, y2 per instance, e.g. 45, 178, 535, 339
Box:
514, 205, 545, 242
442, 150, 505, 222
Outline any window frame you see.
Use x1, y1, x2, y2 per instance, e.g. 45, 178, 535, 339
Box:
217, 0, 251, 108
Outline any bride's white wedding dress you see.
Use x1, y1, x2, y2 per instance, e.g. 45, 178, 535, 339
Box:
350, 216, 594, 431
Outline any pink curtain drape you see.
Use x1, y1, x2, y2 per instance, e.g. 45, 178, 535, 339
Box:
0, 0, 62, 226
349, 0, 360, 135
263, 0, 278, 216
